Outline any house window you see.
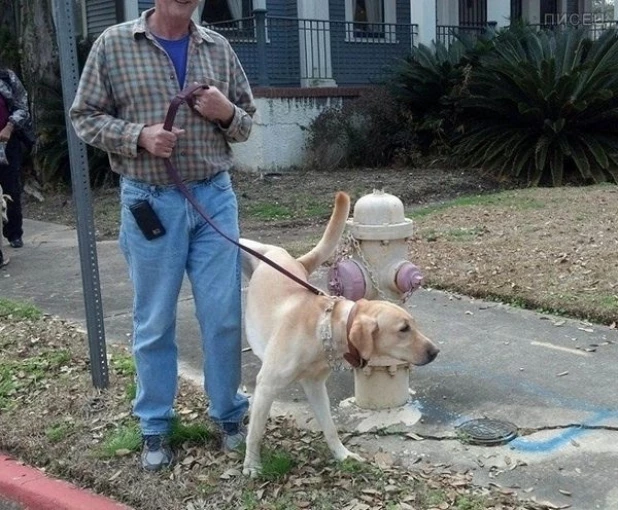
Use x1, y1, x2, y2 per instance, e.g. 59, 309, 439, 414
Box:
459, 0, 487, 26
346, 0, 396, 42
354, 0, 384, 37
201, 0, 254, 38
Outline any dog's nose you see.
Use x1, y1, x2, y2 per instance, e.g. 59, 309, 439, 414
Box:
427, 346, 439, 362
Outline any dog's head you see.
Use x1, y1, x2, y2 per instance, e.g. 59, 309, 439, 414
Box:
0, 186, 11, 225
348, 299, 439, 366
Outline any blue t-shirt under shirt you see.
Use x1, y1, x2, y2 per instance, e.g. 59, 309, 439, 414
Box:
155, 34, 190, 88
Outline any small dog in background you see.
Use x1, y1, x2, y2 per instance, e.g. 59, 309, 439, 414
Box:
0, 185, 11, 267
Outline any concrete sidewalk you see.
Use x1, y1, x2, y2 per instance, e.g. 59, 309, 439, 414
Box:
1, 219, 618, 510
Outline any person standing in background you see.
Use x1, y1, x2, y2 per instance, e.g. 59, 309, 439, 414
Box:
0, 63, 30, 253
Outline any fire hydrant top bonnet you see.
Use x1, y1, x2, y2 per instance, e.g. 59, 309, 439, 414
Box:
349, 190, 414, 241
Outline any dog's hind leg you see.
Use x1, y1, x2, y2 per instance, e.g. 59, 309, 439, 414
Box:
300, 377, 364, 463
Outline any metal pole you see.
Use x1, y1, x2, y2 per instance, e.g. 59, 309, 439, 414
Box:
52, 0, 109, 389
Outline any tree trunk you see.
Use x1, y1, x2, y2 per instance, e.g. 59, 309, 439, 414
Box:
19, 0, 59, 112
18, 0, 60, 182
0, 0, 18, 37
0, 0, 20, 71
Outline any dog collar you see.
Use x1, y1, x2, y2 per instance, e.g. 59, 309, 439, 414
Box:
343, 302, 368, 369
319, 298, 347, 371
319, 298, 368, 371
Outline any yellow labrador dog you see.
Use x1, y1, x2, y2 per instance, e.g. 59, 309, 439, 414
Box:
240, 192, 439, 477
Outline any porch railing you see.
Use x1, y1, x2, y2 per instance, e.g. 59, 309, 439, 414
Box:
435, 21, 497, 47
206, 11, 418, 87
529, 20, 618, 40
436, 19, 618, 48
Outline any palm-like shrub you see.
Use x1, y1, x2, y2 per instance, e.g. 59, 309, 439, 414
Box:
390, 41, 469, 152
455, 26, 618, 185
390, 31, 497, 154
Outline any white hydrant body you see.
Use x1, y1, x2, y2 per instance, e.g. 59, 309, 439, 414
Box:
328, 190, 424, 410
328, 189, 423, 302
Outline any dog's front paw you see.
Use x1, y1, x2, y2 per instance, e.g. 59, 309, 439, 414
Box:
242, 463, 262, 478
336, 448, 365, 463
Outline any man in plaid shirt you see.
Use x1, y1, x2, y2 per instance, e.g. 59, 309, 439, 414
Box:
71, 0, 256, 471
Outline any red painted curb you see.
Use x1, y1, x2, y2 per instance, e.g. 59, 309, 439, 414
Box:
0, 455, 132, 510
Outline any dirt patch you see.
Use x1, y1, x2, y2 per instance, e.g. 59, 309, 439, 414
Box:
23, 167, 506, 244
22, 167, 618, 323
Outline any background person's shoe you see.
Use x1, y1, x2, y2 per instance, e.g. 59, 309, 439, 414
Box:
9, 238, 23, 248
0, 251, 8, 267
141, 434, 174, 471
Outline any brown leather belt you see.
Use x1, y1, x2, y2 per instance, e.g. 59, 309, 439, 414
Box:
162, 84, 325, 296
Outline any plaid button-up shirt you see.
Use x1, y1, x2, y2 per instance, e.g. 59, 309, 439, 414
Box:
70, 8, 255, 184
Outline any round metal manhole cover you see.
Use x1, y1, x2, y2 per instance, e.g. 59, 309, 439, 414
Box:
456, 418, 518, 446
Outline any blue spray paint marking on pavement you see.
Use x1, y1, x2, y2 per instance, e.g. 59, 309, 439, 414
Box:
510, 410, 618, 453
412, 362, 618, 454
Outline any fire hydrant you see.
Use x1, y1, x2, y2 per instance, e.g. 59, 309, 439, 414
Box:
328, 190, 424, 410
328, 189, 423, 302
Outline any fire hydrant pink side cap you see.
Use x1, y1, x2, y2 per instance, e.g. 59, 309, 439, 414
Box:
328, 259, 367, 301
396, 262, 423, 293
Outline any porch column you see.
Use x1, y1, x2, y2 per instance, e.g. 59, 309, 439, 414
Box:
124, 0, 138, 20
487, 0, 511, 28
411, 0, 436, 46
297, 0, 336, 87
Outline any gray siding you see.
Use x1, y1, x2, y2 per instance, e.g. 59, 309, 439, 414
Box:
139, 1, 154, 13
266, 0, 301, 86
227, 0, 301, 87
87, 0, 119, 38
328, 0, 413, 86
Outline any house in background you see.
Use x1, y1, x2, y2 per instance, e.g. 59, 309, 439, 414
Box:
81, 0, 612, 87
82, 0, 417, 87
77, 0, 614, 171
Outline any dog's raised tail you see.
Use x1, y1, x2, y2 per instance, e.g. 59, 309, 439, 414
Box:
297, 192, 350, 275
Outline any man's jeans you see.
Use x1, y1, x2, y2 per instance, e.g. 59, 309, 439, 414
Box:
119, 171, 248, 436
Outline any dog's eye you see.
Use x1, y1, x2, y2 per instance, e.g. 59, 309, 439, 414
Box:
399, 324, 411, 333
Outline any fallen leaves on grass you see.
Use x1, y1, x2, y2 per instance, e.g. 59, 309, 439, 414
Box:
1, 314, 565, 509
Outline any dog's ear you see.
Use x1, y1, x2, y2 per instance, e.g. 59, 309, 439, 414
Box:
348, 315, 378, 361
2, 194, 12, 202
